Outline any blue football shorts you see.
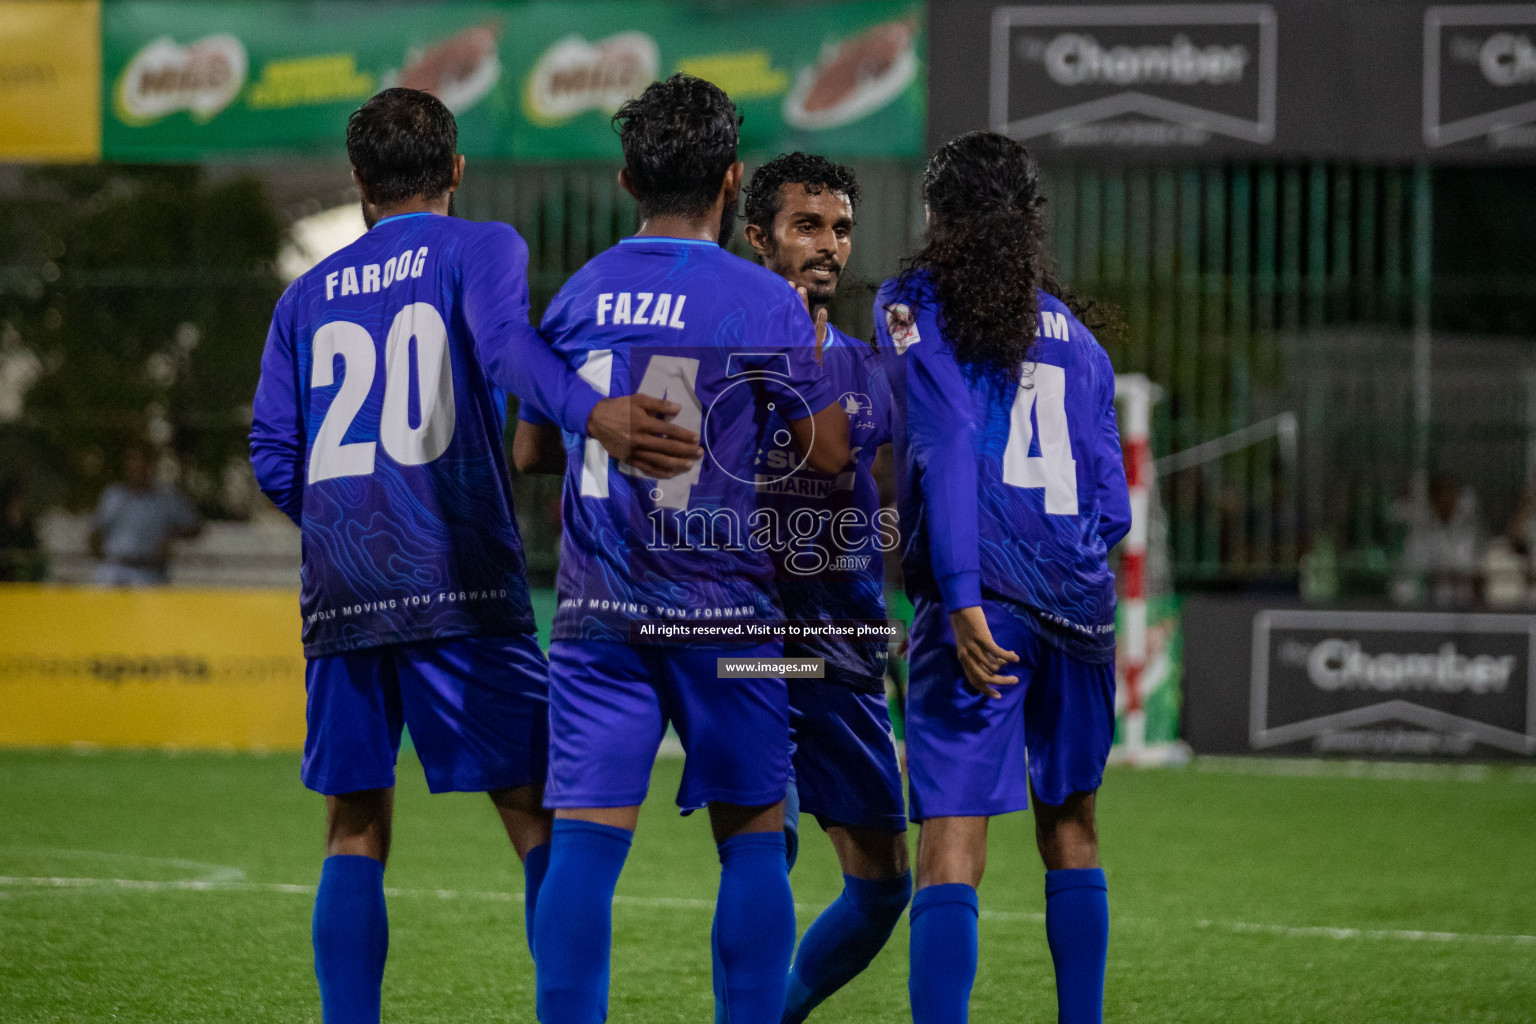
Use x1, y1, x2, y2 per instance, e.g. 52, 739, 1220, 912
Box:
789, 671, 907, 833
302, 633, 549, 797
544, 639, 790, 812
905, 598, 1115, 820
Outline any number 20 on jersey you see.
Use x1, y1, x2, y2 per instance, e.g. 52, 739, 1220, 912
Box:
307, 302, 457, 484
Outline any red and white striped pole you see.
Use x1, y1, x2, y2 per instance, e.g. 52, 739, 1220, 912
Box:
1115, 375, 1154, 758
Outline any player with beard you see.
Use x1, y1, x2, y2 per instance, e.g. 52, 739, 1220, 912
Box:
249, 87, 700, 1024
741, 153, 910, 1024
874, 132, 1130, 1024
513, 76, 850, 1024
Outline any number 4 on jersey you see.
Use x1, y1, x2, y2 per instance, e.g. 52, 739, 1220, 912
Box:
1002, 362, 1078, 515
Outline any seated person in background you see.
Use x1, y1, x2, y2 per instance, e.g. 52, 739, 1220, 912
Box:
89, 445, 200, 587
1482, 481, 1536, 607
1392, 473, 1483, 607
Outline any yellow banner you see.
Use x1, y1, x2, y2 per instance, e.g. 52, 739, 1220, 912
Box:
0, 0, 102, 161
0, 585, 305, 750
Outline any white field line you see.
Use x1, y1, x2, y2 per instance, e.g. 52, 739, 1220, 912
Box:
0, 876, 313, 896
0, 875, 797, 914
1192, 757, 1536, 784
1199, 919, 1536, 947
0, 846, 246, 883
3, 875, 1533, 949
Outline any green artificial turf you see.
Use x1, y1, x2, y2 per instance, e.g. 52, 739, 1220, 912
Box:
1, 749, 1533, 1022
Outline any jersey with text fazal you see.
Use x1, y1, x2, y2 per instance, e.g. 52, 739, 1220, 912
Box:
535, 237, 833, 643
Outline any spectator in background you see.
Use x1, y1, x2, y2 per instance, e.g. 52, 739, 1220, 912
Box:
0, 478, 46, 582
1393, 473, 1484, 607
1480, 481, 1536, 608
89, 445, 200, 587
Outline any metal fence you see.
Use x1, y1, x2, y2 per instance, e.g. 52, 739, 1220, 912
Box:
463, 159, 1536, 592
1042, 163, 1533, 591
447, 160, 1536, 590
456, 160, 928, 326
7, 161, 1531, 591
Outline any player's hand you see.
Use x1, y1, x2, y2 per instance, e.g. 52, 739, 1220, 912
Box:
587, 394, 703, 480
795, 285, 829, 361
949, 606, 1019, 699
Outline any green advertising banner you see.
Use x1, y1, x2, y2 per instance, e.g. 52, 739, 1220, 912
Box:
102, 0, 924, 161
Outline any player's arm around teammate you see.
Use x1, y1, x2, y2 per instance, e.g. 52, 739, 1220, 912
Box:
247, 88, 706, 1024
876, 133, 1131, 1024
527, 77, 848, 1024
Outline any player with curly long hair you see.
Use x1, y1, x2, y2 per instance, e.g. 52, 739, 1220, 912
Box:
875, 132, 1132, 1024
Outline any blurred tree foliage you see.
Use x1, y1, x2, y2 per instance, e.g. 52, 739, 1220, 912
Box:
0, 165, 283, 515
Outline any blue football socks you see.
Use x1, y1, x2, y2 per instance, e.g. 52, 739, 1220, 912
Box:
312, 854, 388, 1024
533, 819, 634, 1024
908, 883, 979, 1024
714, 832, 797, 1024
713, 909, 729, 1023
522, 841, 551, 959
1045, 868, 1109, 1024
782, 872, 912, 1024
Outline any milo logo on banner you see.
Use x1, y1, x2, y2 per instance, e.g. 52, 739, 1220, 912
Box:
1425, 6, 1536, 149
522, 32, 660, 125
115, 34, 247, 125
989, 4, 1276, 148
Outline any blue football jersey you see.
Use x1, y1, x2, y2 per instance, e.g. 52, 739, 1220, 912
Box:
251, 212, 594, 657
758, 325, 894, 685
875, 272, 1131, 663
534, 236, 834, 643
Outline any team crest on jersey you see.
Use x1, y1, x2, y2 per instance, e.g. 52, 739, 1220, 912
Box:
886, 303, 920, 353
839, 391, 878, 435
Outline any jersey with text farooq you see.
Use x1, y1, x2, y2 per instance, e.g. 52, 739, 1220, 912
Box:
537, 237, 833, 643
250, 213, 550, 658
874, 272, 1131, 664
758, 325, 894, 687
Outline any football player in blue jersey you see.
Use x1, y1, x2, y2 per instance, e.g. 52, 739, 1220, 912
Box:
249, 88, 702, 1024
741, 153, 911, 1024
873, 133, 1131, 1024
511, 75, 850, 1024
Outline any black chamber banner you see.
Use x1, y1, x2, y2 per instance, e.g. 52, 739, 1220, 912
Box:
1182, 596, 1536, 758
930, 0, 1536, 162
